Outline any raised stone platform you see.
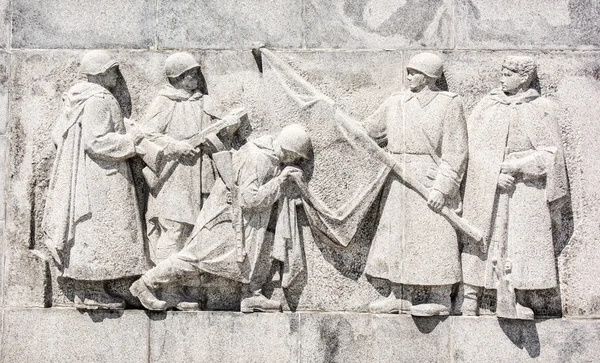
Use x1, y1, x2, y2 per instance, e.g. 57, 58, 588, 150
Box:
2, 308, 599, 362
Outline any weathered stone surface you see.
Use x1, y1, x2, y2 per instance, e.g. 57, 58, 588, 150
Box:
12, 0, 155, 49
5, 50, 203, 307
453, 317, 600, 362
456, 0, 600, 49
299, 313, 452, 362
204, 50, 404, 311
304, 0, 454, 49
2, 308, 149, 362
0, 51, 8, 133
157, 0, 303, 49
436, 51, 600, 317
149, 311, 300, 362
0, 0, 8, 48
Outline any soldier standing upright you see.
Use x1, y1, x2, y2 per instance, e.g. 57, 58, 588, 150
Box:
141, 52, 223, 264
363, 53, 468, 317
43, 50, 151, 309
461, 56, 568, 319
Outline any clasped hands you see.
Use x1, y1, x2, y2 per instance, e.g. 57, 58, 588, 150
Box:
278, 166, 304, 185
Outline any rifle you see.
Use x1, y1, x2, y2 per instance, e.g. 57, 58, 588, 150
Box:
211, 150, 246, 262
142, 108, 247, 191
255, 47, 483, 242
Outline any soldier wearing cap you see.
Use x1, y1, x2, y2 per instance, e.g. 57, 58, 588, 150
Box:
363, 53, 468, 316
140, 52, 240, 265
460, 56, 568, 319
130, 124, 312, 312
43, 50, 150, 309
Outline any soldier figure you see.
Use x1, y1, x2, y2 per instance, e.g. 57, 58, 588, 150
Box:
141, 52, 223, 264
43, 50, 150, 309
130, 124, 312, 313
461, 56, 568, 319
363, 53, 468, 316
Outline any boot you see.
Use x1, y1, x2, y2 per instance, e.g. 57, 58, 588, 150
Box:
410, 285, 451, 317
369, 294, 411, 314
515, 302, 534, 320
74, 290, 125, 310
240, 294, 282, 313
130, 279, 167, 311
161, 285, 201, 311
462, 284, 480, 316
176, 301, 201, 311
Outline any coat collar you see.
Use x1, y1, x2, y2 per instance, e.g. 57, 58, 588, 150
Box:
404, 87, 439, 107
66, 82, 111, 107
159, 84, 204, 101
489, 88, 540, 105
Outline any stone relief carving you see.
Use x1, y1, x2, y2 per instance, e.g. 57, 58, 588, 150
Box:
42, 50, 151, 309
461, 56, 569, 320
130, 124, 312, 312
135, 52, 248, 309
40, 49, 569, 320
363, 52, 468, 317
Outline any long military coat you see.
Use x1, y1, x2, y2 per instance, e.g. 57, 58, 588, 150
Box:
43, 82, 150, 280
461, 88, 568, 290
170, 135, 283, 284
142, 85, 217, 226
363, 88, 468, 286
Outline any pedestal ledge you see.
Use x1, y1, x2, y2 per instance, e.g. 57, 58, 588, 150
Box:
2, 308, 599, 362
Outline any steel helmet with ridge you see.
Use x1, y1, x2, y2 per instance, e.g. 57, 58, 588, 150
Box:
277, 124, 312, 160
80, 50, 119, 76
165, 52, 201, 78
406, 53, 443, 79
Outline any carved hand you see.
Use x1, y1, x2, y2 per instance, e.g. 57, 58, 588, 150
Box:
164, 141, 198, 161
497, 173, 515, 191
128, 124, 145, 145
500, 160, 521, 175
427, 189, 445, 213
279, 166, 303, 184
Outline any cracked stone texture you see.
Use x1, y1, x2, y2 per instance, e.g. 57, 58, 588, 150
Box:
157, 0, 303, 49
456, 0, 600, 49
304, 0, 454, 49
12, 0, 155, 49
2, 309, 149, 362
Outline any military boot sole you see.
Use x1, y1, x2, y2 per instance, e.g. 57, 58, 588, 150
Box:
129, 280, 168, 311
410, 304, 450, 317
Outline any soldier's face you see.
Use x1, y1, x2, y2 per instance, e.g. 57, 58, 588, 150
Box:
280, 148, 303, 165
500, 67, 525, 95
407, 69, 428, 92
101, 66, 119, 89
179, 68, 200, 91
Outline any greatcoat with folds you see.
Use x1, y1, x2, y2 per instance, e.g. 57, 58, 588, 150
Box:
43, 82, 150, 280
461, 88, 568, 290
145, 135, 304, 288
141, 85, 218, 226
363, 89, 468, 286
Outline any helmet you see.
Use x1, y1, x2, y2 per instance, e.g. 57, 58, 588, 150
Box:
277, 124, 312, 160
165, 52, 200, 78
406, 53, 443, 79
80, 50, 119, 75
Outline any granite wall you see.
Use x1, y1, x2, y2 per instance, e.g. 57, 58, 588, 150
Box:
1, 1, 600, 362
